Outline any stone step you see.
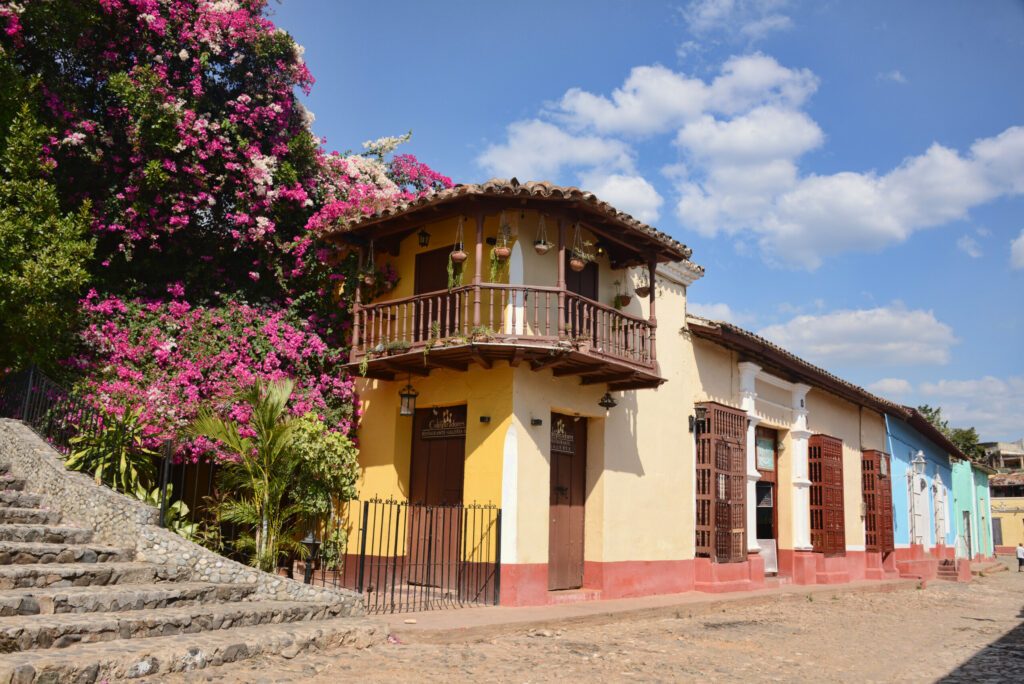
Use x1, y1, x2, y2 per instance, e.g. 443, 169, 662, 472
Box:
0, 541, 133, 565
0, 599, 357, 652
0, 616, 385, 682
0, 491, 43, 509
0, 562, 182, 590
0, 476, 27, 491
0, 524, 94, 545
0, 508, 60, 526
0, 582, 259, 617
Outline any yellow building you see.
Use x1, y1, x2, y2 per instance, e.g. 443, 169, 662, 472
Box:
327, 179, 903, 607
990, 473, 1024, 554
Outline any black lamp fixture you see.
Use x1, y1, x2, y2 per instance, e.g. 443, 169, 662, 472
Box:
690, 405, 708, 433
417, 228, 431, 248
301, 530, 320, 584
399, 375, 418, 416
598, 392, 617, 410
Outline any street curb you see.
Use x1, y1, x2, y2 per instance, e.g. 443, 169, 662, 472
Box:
388, 579, 920, 644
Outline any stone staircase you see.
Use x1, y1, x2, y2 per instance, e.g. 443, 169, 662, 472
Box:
936, 559, 959, 582
0, 455, 383, 682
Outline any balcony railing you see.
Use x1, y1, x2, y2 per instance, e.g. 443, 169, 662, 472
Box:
352, 284, 656, 371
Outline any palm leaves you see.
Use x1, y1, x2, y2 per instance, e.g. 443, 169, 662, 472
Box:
66, 406, 156, 494
188, 379, 306, 572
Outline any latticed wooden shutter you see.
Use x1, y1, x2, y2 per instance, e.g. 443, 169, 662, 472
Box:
861, 450, 894, 554
809, 434, 845, 556
695, 402, 747, 563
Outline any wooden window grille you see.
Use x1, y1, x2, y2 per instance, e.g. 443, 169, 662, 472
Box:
694, 402, 747, 563
809, 434, 846, 556
861, 450, 894, 554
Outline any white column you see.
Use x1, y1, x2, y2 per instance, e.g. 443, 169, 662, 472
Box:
790, 383, 813, 551
738, 362, 762, 553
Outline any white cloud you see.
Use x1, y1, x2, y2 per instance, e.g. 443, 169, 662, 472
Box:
918, 376, 1024, 441
578, 172, 663, 223
867, 378, 913, 396
758, 305, 958, 366
956, 234, 982, 258
476, 120, 632, 180
688, 301, 755, 325
877, 70, 908, 84
1012, 229, 1024, 269
676, 106, 823, 164
681, 0, 793, 43
707, 54, 818, 114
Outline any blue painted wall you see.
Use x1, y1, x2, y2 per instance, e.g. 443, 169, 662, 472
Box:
884, 414, 956, 548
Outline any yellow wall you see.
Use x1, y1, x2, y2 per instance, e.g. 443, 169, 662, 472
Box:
354, 365, 513, 506
992, 497, 1024, 548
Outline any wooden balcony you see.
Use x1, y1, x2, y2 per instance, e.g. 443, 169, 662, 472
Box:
350, 284, 663, 390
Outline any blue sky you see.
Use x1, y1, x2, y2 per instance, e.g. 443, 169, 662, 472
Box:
272, 0, 1024, 440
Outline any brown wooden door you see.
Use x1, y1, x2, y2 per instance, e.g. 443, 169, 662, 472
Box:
408, 406, 466, 589
694, 402, 747, 563
414, 246, 459, 340
549, 413, 586, 590
809, 434, 845, 556
862, 450, 894, 554
564, 254, 598, 340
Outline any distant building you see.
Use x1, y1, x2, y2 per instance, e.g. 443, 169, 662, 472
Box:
983, 439, 1024, 472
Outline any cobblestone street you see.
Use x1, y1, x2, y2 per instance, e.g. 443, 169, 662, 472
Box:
167, 561, 1024, 683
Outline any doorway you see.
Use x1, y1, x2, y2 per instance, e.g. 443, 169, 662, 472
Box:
549, 412, 587, 591
564, 253, 598, 340
963, 510, 973, 560
755, 426, 778, 573
408, 405, 467, 589
414, 246, 460, 340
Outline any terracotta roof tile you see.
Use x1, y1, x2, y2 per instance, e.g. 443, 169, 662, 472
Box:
327, 178, 692, 261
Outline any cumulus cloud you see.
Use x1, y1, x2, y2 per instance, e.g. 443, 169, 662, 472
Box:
757, 305, 958, 366
956, 234, 982, 258
867, 378, 913, 397
577, 172, 663, 222
918, 375, 1024, 441
477, 120, 632, 180
877, 70, 908, 84
687, 301, 755, 325
1012, 229, 1024, 269
681, 0, 794, 43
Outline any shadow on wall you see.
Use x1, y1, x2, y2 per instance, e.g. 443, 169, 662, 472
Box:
609, 390, 644, 477
938, 602, 1024, 681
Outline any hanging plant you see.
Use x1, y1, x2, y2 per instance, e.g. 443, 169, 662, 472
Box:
450, 216, 468, 264
493, 211, 513, 260
533, 213, 552, 255
361, 240, 377, 285
613, 280, 631, 308
447, 252, 464, 290
489, 248, 508, 282
634, 270, 651, 298
569, 222, 594, 272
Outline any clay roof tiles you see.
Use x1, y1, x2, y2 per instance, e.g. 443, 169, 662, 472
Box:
326, 178, 693, 262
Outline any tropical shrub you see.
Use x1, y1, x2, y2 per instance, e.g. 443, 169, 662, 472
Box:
135, 483, 202, 542
291, 411, 359, 520
189, 379, 306, 572
66, 406, 156, 494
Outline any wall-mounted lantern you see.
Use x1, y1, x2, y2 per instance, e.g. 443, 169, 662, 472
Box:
417, 229, 431, 248
399, 378, 418, 416
598, 392, 617, 410
912, 450, 927, 477
690, 405, 708, 433
530, 418, 543, 426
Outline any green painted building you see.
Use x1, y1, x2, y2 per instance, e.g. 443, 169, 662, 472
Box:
952, 458, 996, 559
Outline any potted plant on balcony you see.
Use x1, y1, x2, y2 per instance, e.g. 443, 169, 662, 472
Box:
613, 281, 631, 308
447, 252, 464, 290
450, 216, 468, 263
533, 213, 552, 255
634, 271, 651, 299
569, 222, 593, 272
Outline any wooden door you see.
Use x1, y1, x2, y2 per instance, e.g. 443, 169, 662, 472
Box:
414, 246, 459, 340
862, 450, 893, 554
408, 406, 466, 589
549, 413, 586, 590
694, 402, 747, 563
564, 254, 598, 340
809, 434, 845, 556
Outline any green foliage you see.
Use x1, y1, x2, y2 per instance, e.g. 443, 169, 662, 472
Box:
916, 404, 984, 459
319, 526, 349, 572
447, 253, 463, 290
135, 483, 201, 542
66, 407, 156, 494
291, 412, 360, 522
188, 380, 306, 572
0, 105, 94, 372
488, 248, 508, 283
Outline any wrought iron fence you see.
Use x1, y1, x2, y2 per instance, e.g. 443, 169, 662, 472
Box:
0, 367, 102, 454
303, 498, 501, 614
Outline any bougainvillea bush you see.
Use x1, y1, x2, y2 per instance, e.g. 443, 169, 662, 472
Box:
69, 288, 358, 461
0, 0, 452, 455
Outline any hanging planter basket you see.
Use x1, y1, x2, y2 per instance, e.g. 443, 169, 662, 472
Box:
493, 245, 511, 260
569, 257, 586, 272
533, 213, 552, 255
615, 294, 632, 308
494, 210, 513, 260
569, 222, 593, 272
450, 244, 468, 263
634, 285, 651, 298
